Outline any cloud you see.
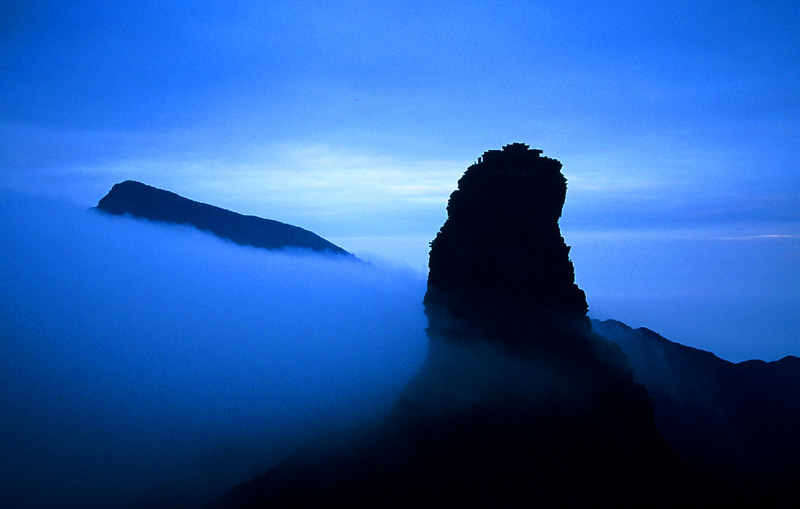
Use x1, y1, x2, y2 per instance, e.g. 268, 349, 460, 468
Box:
718, 234, 798, 241
0, 190, 428, 508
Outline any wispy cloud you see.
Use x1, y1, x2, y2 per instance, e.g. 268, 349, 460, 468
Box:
564, 225, 800, 244
147, 143, 466, 221
0, 132, 463, 224
718, 234, 799, 241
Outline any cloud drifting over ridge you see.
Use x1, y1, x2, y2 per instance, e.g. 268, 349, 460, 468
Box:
0, 191, 428, 508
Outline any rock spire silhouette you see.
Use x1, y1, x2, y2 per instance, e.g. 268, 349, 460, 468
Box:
213, 145, 729, 508
428, 143, 587, 315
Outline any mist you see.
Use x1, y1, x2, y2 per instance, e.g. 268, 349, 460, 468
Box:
566, 230, 799, 362
0, 190, 428, 508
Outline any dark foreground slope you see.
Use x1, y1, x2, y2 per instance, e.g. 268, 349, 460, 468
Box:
95, 180, 352, 256
593, 319, 800, 501
213, 144, 730, 508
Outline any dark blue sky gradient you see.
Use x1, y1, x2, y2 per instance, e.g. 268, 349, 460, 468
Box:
1, 1, 798, 359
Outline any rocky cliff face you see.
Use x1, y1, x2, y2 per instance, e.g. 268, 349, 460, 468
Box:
391, 144, 723, 506
424, 144, 591, 358
401, 144, 636, 418
428, 143, 586, 315
95, 180, 352, 256
213, 145, 729, 508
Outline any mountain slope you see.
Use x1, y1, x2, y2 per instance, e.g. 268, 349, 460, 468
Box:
593, 318, 800, 497
95, 180, 352, 256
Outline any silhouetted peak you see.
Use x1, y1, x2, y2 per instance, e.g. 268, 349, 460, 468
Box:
427, 144, 587, 316
212, 145, 732, 509
95, 180, 353, 256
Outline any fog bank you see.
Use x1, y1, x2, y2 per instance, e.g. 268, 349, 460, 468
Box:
0, 191, 427, 508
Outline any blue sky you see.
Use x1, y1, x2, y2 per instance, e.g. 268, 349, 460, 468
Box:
1, 1, 798, 360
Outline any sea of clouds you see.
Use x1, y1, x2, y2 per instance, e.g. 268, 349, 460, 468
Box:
0, 190, 428, 508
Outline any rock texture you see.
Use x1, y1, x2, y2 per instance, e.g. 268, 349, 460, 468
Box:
95, 180, 352, 256
213, 145, 730, 508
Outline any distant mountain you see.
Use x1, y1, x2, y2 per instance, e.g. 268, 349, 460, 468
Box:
94, 180, 353, 256
593, 319, 800, 499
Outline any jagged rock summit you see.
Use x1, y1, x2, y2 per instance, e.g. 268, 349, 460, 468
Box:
425, 143, 590, 355
428, 143, 587, 315
393, 144, 722, 506
214, 145, 730, 508
95, 180, 352, 256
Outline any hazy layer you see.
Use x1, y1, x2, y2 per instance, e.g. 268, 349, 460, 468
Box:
566, 229, 800, 362
0, 191, 427, 508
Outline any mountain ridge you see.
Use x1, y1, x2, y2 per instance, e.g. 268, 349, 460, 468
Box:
94, 180, 353, 257
593, 318, 800, 497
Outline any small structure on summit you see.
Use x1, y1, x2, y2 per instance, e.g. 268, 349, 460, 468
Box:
476, 143, 542, 164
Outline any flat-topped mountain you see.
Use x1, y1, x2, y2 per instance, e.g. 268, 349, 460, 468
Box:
95, 180, 352, 256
